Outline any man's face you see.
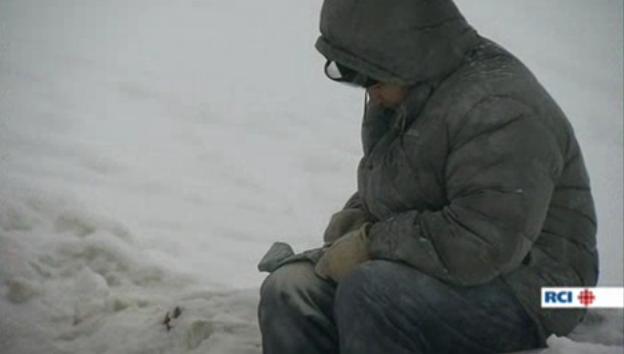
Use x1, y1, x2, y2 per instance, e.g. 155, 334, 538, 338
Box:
367, 83, 409, 108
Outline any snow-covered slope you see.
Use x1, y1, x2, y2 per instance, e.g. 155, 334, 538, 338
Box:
0, 0, 622, 353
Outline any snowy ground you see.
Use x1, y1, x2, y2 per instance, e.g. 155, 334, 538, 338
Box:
0, 1, 622, 353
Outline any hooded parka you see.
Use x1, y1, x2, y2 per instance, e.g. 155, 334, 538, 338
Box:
316, 0, 599, 342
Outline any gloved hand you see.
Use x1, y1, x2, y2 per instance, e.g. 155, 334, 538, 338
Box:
323, 208, 370, 245
315, 223, 372, 283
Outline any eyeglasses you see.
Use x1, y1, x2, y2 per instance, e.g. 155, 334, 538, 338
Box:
324, 60, 379, 88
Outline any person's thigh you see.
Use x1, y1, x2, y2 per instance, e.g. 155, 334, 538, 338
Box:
334, 260, 541, 354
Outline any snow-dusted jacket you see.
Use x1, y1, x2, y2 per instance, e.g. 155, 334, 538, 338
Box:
316, 0, 599, 341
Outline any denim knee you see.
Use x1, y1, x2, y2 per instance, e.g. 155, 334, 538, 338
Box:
261, 262, 317, 296
259, 262, 332, 314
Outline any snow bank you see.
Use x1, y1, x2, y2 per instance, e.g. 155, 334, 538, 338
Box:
0, 187, 261, 353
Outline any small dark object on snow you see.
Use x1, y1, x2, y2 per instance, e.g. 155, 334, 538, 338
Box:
163, 306, 183, 331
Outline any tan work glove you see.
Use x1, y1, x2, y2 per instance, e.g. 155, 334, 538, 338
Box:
315, 223, 372, 283
323, 208, 370, 245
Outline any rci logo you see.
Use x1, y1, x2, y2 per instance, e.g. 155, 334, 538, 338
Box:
544, 291, 573, 304
542, 287, 623, 308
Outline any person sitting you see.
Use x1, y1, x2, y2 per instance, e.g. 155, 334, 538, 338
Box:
257, 1, 599, 353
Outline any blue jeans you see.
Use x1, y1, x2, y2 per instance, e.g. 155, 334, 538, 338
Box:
258, 260, 543, 354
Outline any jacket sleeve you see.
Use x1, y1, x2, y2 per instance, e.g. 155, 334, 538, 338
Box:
367, 97, 564, 286
321, 191, 377, 243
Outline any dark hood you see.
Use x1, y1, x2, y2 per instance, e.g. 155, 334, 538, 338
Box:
315, 0, 479, 85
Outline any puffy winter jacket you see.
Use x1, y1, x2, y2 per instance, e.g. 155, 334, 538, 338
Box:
316, 0, 599, 342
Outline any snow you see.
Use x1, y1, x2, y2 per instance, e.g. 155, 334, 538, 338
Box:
0, 0, 622, 353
